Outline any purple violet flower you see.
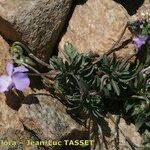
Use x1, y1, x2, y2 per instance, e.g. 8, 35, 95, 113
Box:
133, 35, 148, 53
0, 63, 30, 92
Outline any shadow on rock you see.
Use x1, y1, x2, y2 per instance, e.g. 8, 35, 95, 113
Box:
75, 0, 87, 5
22, 94, 40, 105
29, 75, 44, 91
5, 90, 25, 111
5, 91, 40, 110
114, 0, 145, 15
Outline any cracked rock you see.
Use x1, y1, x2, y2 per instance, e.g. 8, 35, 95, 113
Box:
0, 0, 72, 62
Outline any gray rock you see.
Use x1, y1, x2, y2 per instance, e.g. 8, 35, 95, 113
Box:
0, 0, 72, 61
19, 93, 84, 139
0, 35, 11, 73
0, 80, 85, 150
58, 0, 133, 58
18, 91, 85, 149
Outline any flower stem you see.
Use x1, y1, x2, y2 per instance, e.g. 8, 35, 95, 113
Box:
106, 23, 128, 56
12, 42, 51, 69
14, 59, 53, 85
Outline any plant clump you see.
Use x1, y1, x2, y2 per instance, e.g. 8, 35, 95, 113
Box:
6, 19, 150, 149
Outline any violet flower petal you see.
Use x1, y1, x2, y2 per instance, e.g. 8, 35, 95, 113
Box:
133, 36, 148, 52
13, 66, 29, 74
6, 63, 13, 76
0, 75, 13, 92
12, 73, 30, 91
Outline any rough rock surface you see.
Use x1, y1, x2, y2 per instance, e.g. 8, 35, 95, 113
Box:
18, 92, 85, 149
0, 89, 86, 150
104, 117, 142, 150
59, 0, 132, 58
0, 0, 72, 62
133, 0, 150, 18
0, 35, 11, 73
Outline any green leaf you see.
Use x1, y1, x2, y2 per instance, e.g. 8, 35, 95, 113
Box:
103, 87, 110, 97
145, 121, 150, 128
83, 65, 95, 78
92, 75, 101, 88
69, 74, 88, 96
72, 55, 83, 68
64, 42, 77, 63
92, 110, 104, 119
67, 105, 81, 112
100, 75, 109, 91
135, 113, 146, 130
107, 83, 112, 91
50, 56, 64, 70
111, 79, 120, 96
125, 102, 135, 112
78, 78, 89, 96
103, 54, 109, 65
